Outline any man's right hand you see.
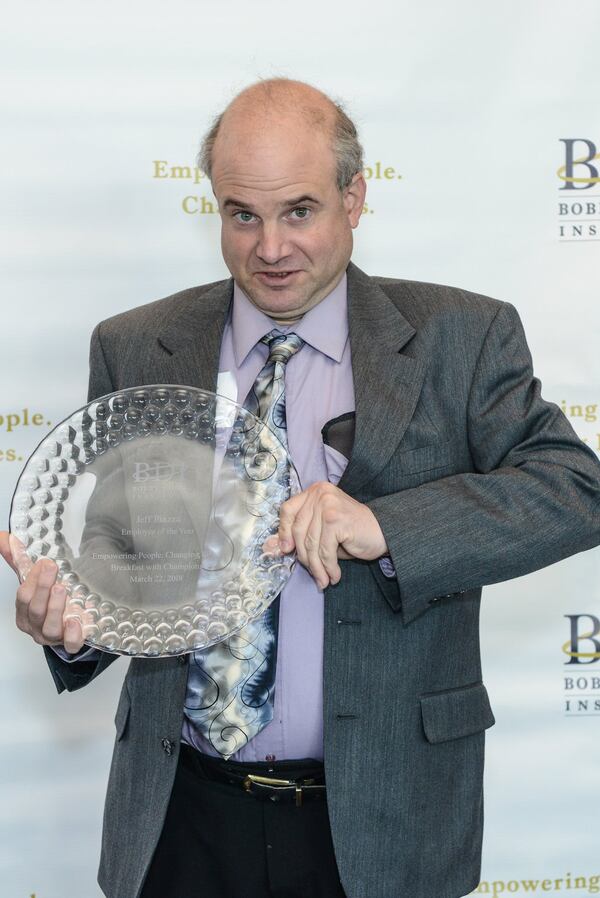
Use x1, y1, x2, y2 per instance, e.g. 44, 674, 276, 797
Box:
0, 531, 84, 653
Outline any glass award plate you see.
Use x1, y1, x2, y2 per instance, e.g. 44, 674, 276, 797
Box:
9, 386, 300, 657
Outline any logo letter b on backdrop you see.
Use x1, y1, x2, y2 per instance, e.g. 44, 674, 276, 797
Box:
558, 139, 599, 190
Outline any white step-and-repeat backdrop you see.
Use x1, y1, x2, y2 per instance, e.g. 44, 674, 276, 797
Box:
2, 2, 599, 896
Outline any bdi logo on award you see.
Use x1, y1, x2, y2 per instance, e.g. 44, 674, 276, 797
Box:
557, 138, 600, 242
562, 614, 600, 716
132, 461, 187, 482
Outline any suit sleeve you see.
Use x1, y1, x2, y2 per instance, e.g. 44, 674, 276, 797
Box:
44, 323, 121, 693
87, 322, 115, 402
367, 301, 600, 624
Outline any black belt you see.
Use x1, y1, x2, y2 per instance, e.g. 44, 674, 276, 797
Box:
181, 743, 327, 806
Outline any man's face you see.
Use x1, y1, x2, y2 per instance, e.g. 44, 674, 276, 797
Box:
211, 112, 366, 323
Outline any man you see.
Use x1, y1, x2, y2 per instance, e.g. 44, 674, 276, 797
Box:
2, 79, 600, 898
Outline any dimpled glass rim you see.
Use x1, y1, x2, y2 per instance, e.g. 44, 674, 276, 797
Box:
9, 385, 300, 658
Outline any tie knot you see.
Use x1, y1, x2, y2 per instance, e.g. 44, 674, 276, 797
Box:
261, 330, 305, 366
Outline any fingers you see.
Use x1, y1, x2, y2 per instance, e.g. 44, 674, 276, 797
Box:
41, 584, 68, 643
12, 552, 86, 654
278, 493, 305, 553
15, 560, 45, 637
305, 519, 342, 589
284, 491, 320, 579
261, 534, 282, 556
63, 616, 85, 654
279, 483, 386, 588
27, 560, 58, 639
308, 493, 343, 587
15, 558, 75, 647
0, 530, 17, 574
282, 485, 343, 590
304, 509, 327, 590
316, 525, 343, 586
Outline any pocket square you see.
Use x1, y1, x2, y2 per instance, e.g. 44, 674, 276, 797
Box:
321, 411, 355, 461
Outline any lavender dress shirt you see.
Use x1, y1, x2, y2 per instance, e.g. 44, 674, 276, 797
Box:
54, 273, 394, 761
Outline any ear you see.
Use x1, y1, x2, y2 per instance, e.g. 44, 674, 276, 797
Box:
343, 172, 367, 228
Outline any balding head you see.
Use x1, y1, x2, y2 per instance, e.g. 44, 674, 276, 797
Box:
199, 78, 363, 191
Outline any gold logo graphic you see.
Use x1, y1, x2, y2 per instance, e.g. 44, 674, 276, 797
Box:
557, 152, 600, 185
562, 633, 600, 662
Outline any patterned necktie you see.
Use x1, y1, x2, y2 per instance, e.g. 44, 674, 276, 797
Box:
185, 330, 305, 759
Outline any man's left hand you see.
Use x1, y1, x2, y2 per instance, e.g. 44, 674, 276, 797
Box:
268, 481, 388, 590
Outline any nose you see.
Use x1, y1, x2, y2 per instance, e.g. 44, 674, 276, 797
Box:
255, 222, 291, 266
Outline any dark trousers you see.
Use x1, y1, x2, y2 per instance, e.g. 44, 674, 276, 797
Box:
140, 743, 347, 898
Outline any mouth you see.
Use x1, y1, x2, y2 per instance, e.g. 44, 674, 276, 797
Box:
255, 270, 300, 287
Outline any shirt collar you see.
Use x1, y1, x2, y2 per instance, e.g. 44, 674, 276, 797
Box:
231, 273, 348, 366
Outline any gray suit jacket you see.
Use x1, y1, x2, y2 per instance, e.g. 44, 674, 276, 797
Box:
45, 262, 600, 898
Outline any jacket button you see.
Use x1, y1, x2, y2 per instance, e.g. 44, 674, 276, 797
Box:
161, 738, 174, 756
177, 655, 187, 665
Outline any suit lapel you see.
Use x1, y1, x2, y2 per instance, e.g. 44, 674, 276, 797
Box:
149, 279, 234, 391
337, 263, 426, 495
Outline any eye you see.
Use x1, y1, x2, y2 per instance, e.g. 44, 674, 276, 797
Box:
288, 207, 311, 221
233, 211, 257, 224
